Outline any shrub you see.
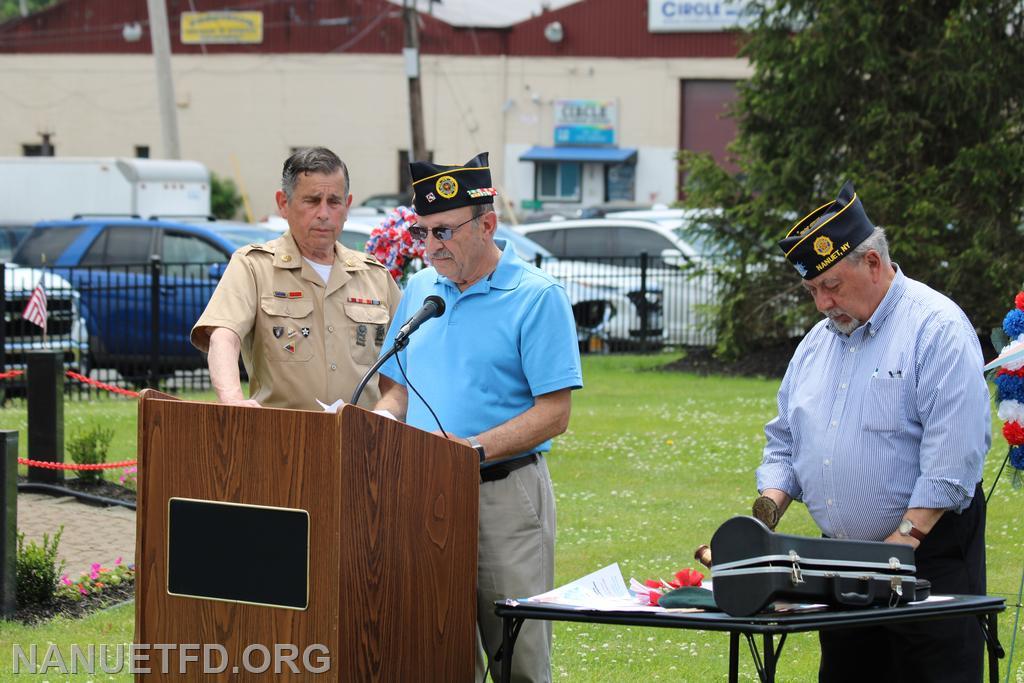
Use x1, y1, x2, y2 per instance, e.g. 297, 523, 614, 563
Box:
16, 526, 65, 607
67, 424, 115, 484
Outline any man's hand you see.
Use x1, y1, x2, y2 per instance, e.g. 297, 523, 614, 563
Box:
223, 398, 262, 408
432, 432, 471, 448
883, 532, 920, 550
883, 507, 945, 550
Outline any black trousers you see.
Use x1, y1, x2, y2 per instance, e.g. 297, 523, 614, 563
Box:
818, 483, 987, 683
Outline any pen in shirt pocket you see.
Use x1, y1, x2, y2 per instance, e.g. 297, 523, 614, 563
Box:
872, 368, 879, 378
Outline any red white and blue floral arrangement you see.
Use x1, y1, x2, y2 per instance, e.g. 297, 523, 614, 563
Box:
992, 288, 1024, 486
365, 206, 425, 283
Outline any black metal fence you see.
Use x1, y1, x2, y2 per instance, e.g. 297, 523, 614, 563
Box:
532, 253, 721, 352
0, 254, 722, 400
2, 257, 220, 400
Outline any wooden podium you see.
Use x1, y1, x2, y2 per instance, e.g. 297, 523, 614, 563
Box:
135, 391, 479, 681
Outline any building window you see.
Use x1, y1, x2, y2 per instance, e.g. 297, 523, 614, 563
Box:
605, 163, 636, 202
536, 162, 581, 202
135, 145, 150, 158
22, 143, 55, 157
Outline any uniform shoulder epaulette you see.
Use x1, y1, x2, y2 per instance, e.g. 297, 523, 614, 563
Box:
362, 252, 387, 269
238, 241, 275, 256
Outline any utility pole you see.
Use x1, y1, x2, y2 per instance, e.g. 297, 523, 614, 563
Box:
402, 0, 427, 164
146, 0, 181, 159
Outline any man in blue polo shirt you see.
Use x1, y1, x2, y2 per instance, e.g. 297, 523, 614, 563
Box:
374, 152, 583, 683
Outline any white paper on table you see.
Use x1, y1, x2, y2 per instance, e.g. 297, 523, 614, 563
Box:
908, 595, 954, 605
522, 563, 654, 611
317, 398, 346, 413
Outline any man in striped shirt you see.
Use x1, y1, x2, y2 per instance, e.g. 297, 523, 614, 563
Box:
755, 182, 991, 682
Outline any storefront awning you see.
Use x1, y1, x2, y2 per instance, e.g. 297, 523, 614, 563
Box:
519, 146, 638, 164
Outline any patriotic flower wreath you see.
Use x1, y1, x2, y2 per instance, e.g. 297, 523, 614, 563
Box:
994, 289, 1024, 486
365, 206, 425, 283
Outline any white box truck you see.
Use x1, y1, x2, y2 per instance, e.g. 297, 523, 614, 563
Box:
0, 157, 211, 224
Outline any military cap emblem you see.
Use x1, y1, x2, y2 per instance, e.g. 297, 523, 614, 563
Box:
425, 192, 436, 203
813, 235, 834, 257
436, 175, 459, 199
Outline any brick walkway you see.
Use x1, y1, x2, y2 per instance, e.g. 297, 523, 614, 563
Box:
16, 492, 135, 580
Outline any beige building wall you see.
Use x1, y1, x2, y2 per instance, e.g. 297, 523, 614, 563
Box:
0, 53, 749, 221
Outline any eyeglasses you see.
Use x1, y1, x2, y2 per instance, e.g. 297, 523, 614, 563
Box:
408, 215, 477, 241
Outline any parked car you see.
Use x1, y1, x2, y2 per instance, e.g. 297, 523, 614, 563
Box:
3, 262, 89, 373
0, 224, 31, 262
339, 220, 664, 350
515, 218, 700, 266
513, 218, 716, 346
602, 207, 725, 257
12, 217, 284, 376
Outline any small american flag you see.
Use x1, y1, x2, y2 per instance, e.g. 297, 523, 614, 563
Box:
21, 277, 47, 333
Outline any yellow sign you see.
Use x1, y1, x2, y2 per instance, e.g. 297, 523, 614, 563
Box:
181, 11, 263, 45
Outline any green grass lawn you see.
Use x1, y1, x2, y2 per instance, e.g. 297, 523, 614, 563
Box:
1, 355, 1023, 681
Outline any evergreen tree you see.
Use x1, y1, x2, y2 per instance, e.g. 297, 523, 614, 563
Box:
683, 1, 1024, 358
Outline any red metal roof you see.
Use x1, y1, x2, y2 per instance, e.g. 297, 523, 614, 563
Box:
0, 0, 740, 57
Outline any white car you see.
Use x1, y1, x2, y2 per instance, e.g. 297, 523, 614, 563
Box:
513, 218, 718, 347
335, 218, 664, 351
3, 263, 89, 373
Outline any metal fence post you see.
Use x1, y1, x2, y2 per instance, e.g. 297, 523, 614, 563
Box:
149, 255, 162, 389
26, 350, 63, 484
0, 430, 17, 617
639, 252, 649, 353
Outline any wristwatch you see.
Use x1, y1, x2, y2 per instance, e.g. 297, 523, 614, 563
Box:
898, 518, 927, 542
467, 436, 486, 463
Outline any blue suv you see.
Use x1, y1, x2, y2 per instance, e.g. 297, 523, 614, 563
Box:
13, 217, 283, 377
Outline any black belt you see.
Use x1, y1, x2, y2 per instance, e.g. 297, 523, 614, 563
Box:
480, 453, 538, 483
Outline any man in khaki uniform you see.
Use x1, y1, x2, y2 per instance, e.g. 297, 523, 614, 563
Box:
191, 147, 401, 410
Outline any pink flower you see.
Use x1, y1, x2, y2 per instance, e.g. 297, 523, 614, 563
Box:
61, 575, 72, 586
115, 557, 122, 565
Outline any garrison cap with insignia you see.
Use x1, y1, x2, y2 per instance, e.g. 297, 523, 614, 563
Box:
410, 152, 498, 216
778, 181, 874, 279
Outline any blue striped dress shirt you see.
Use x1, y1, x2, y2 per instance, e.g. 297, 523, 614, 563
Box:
756, 267, 991, 541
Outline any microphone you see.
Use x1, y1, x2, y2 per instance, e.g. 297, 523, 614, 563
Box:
394, 295, 446, 344
349, 295, 446, 405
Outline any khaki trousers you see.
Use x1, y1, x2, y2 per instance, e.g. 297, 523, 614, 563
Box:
475, 457, 555, 683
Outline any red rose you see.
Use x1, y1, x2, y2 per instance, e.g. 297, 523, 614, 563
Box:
648, 590, 661, 606
1015, 291, 1024, 311
644, 579, 662, 589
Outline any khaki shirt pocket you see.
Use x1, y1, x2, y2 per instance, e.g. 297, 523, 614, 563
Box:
260, 297, 315, 362
343, 303, 390, 366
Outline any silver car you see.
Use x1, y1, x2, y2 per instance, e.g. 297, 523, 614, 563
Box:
335, 219, 664, 351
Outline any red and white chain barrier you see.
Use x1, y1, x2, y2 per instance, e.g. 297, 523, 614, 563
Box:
18, 457, 137, 470
4, 369, 147, 468
0, 368, 141, 398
